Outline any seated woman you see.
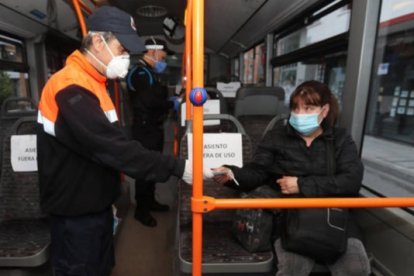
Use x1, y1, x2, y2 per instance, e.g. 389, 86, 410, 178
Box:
213, 80, 371, 276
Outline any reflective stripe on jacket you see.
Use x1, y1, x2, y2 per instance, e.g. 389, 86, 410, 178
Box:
37, 50, 184, 216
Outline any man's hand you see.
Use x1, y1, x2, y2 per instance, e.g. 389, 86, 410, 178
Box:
169, 96, 181, 112
182, 161, 214, 185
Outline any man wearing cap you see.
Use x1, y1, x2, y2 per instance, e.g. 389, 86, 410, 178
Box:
126, 38, 181, 227
37, 6, 212, 275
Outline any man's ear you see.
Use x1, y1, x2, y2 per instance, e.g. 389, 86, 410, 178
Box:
91, 34, 105, 53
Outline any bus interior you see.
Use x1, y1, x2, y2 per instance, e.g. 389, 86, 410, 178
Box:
0, 0, 414, 275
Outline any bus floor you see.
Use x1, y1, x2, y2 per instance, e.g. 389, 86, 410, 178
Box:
111, 118, 179, 276
111, 176, 178, 276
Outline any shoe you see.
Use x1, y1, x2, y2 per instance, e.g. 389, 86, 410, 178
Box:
150, 201, 170, 212
134, 208, 157, 227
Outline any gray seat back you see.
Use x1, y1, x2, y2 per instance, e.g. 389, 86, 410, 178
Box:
0, 116, 43, 222
234, 86, 286, 117
233, 87, 287, 147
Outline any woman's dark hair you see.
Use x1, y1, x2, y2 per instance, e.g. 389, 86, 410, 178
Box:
289, 80, 339, 127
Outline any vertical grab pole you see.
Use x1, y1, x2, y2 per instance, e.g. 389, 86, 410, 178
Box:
185, 0, 193, 122
192, 0, 204, 276
72, 0, 88, 37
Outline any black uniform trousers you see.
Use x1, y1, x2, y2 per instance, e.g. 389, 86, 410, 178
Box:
132, 124, 164, 208
50, 207, 114, 276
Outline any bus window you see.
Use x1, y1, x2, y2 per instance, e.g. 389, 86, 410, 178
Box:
242, 42, 266, 86
273, 53, 347, 107
275, 4, 350, 56
362, 0, 414, 199
253, 43, 266, 85
0, 33, 24, 63
242, 48, 254, 84
271, 3, 350, 107
0, 33, 29, 103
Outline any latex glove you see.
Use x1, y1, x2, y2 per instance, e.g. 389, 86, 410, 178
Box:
182, 161, 215, 185
211, 167, 239, 186
169, 96, 181, 112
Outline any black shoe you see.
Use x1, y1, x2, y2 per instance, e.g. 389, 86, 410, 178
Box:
134, 208, 157, 227
150, 201, 170, 212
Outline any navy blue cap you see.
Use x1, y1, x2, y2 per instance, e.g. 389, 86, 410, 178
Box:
87, 6, 145, 53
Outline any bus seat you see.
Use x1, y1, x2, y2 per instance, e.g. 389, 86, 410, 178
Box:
0, 97, 37, 178
205, 87, 229, 114
233, 87, 287, 147
0, 116, 50, 268
261, 113, 289, 137
177, 114, 274, 275
177, 92, 231, 152
0, 97, 37, 119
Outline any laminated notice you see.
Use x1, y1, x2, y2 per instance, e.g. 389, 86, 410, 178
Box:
11, 135, 37, 172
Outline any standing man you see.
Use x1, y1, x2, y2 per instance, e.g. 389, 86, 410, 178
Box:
126, 38, 180, 227
37, 6, 208, 276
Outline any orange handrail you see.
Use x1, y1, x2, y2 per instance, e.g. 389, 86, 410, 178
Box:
185, 0, 193, 122
188, 1, 414, 276
192, 196, 414, 213
191, 0, 204, 275
72, 0, 88, 37
79, 0, 92, 14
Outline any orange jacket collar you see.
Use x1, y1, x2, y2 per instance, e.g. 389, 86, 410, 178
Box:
67, 50, 107, 84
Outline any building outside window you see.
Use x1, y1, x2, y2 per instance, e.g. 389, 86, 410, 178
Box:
242, 48, 254, 84
0, 33, 29, 104
361, 0, 414, 198
272, 4, 350, 107
253, 43, 266, 85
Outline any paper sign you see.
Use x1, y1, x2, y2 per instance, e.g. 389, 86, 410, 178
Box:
11, 135, 37, 172
180, 99, 220, 126
187, 133, 243, 168
217, 82, 241, 98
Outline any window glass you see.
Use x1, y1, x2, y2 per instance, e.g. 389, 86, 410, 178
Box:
273, 53, 346, 107
0, 34, 24, 63
253, 43, 266, 85
276, 5, 350, 56
362, 0, 414, 197
164, 54, 182, 85
242, 49, 254, 84
0, 70, 29, 102
0, 33, 29, 104
231, 57, 240, 81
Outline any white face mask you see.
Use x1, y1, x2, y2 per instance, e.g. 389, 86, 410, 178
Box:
105, 54, 130, 79
87, 35, 130, 79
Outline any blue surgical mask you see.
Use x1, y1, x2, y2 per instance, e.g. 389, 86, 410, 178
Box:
154, 60, 167, 73
289, 112, 321, 136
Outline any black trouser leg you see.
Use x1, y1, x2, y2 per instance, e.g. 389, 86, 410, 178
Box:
50, 207, 114, 276
135, 179, 156, 210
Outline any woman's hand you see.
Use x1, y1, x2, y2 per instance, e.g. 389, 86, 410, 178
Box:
211, 167, 233, 184
276, 176, 299, 194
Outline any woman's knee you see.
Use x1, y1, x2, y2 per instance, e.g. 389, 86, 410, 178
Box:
330, 238, 371, 276
274, 239, 315, 276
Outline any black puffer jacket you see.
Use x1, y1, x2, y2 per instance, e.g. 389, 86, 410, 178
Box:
227, 121, 364, 238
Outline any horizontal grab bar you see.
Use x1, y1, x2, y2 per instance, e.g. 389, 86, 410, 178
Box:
192, 196, 414, 212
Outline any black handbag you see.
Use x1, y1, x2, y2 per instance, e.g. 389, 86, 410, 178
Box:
280, 137, 348, 264
232, 185, 281, 253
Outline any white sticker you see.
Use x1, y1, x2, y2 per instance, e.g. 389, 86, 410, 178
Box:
217, 82, 241, 98
180, 99, 221, 127
187, 133, 243, 168
11, 135, 37, 172
377, 63, 389, 75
